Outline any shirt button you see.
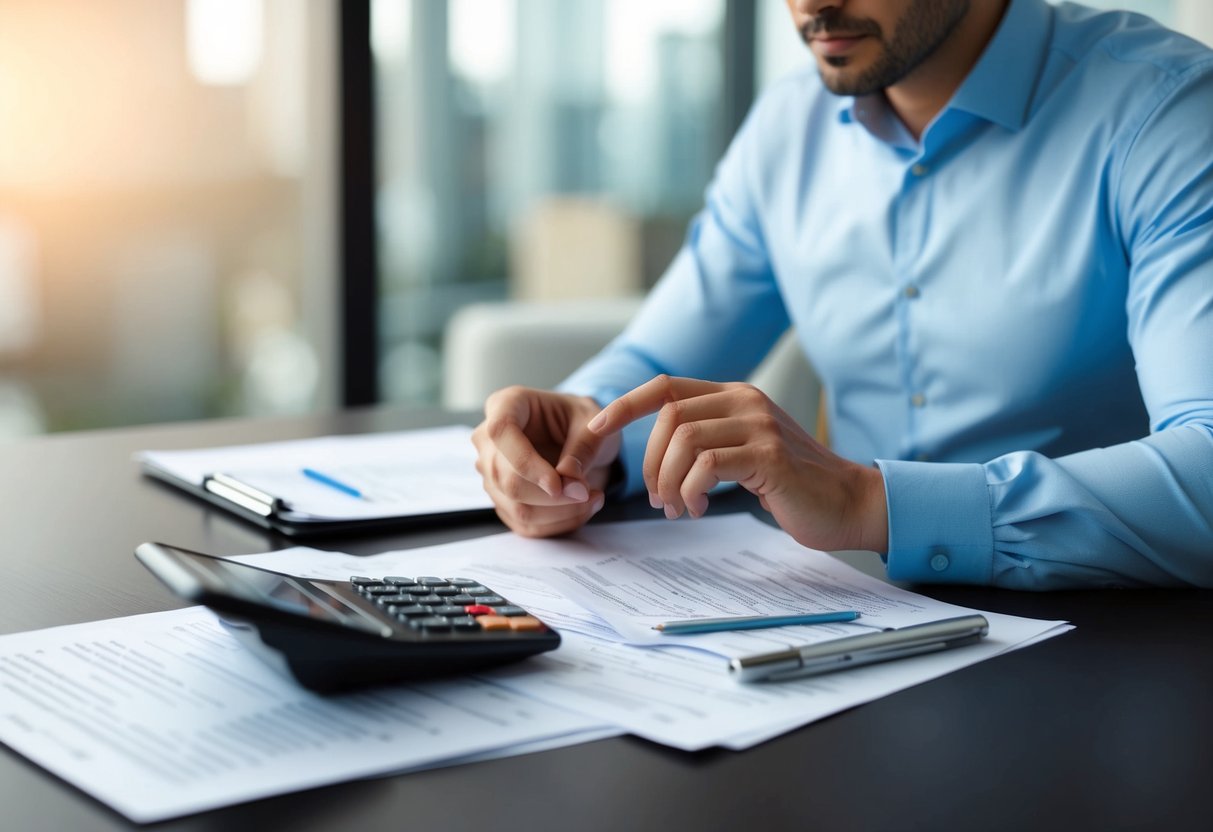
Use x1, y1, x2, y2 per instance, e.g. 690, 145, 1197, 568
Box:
910, 393, 926, 408
911, 163, 929, 177
904, 285, 920, 299
929, 553, 950, 572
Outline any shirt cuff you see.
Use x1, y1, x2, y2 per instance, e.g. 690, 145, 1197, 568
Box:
875, 459, 995, 585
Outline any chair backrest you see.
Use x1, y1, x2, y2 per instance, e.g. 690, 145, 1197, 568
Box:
442, 297, 823, 437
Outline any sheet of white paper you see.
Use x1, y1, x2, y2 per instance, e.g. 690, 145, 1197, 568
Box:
139, 426, 493, 520
242, 516, 1053, 661
483, 611, 1071, 751
532, 515, 995, 648
380, 725, 624, 778
0, 607, 611, 823
715, 620, 1075, 750
232, 515, 1071, 749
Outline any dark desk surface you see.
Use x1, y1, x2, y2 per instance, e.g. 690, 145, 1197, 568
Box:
1, 408, 1210, 832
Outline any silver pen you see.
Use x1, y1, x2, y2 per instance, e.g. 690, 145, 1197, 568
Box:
728, 614, 989, 682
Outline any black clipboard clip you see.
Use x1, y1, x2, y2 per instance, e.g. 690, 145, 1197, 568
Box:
202, 473, 290, 518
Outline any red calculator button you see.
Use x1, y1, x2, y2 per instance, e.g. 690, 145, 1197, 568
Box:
464, 604, 495, 616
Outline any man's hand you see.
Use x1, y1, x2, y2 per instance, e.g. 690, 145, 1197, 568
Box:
587, 375, 889, 553
473, 386, 621, 537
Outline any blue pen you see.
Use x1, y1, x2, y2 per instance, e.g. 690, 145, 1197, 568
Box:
653, 610, 861, 635
301, 467, 365, 500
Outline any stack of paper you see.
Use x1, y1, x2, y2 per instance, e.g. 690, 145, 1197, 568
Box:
0, 515, 1070, 821
235, 515, 1071, 751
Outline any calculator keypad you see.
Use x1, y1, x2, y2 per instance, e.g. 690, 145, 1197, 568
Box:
349, 576, 548, 636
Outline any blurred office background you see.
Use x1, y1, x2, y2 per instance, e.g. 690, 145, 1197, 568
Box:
0, 0, 1207, 438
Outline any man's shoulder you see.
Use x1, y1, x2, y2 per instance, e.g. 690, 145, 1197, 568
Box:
1051, 3, 1213, 82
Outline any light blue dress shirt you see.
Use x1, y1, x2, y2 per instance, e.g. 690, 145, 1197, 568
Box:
560, 0, 1213, 589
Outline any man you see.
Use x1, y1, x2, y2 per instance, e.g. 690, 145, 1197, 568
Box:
472, 0, 1213, 589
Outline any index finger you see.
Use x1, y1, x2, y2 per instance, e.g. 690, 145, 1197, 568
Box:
587, 375, 729, 435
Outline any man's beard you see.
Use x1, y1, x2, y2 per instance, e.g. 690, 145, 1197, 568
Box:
804, 0, 971, 96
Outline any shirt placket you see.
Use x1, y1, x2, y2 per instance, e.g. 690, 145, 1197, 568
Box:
891, 151, 931, 461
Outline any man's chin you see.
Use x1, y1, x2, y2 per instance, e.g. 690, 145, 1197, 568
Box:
817, 66, 863, 96
815, 57, 889, 97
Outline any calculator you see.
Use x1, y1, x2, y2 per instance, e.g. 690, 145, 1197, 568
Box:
134, 542, 561, 692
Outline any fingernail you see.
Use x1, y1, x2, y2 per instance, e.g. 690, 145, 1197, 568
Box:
664, 504, 678, 521
688, 495, 708, 518
649, 492, 664, 510
587, 411, 606, 432
563, 481, 589, 502
590, 495, 605, 515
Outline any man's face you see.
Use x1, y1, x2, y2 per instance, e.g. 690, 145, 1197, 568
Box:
786, 0, 971, 96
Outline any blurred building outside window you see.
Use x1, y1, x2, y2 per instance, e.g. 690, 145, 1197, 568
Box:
373, 0, 728, 406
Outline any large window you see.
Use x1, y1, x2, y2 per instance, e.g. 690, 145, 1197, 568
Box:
0, 0, 338, 437
373, 0, 730, 405
6, 1, 1206, 437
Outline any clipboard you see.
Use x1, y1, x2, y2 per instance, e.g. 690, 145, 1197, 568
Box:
138, 426, 497, 537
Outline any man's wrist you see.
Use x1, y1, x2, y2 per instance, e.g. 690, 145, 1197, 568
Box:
856, 464, 889, 554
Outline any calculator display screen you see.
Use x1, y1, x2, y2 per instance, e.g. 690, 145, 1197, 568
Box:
189, 556, 347, 622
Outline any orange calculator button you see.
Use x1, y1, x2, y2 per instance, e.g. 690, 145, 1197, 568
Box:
476, 615, 511, 630
508, 616, 544, 631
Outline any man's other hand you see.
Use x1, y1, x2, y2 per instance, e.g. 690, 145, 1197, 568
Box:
473, 386, 621, 537
587, 375, 889, 554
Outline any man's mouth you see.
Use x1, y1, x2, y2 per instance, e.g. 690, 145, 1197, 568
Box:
810, 33, 870, 56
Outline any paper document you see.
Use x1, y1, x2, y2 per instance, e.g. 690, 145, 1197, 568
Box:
530, 515, 996, 654
139, 426, 493, 521
486, 608, 1061, 751
0, 607, 614, 822
0, 515, 1071, 820
234, 515, 1072, 750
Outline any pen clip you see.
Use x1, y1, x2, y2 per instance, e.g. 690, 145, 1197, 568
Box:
203, 473, 288, 517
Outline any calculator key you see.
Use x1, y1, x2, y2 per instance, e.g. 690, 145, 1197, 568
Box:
375, 594, 415, 606
415, 616, 452, 631
508, 616, 544, 631
387, 604, 428, 617
447, 594, 476, 606
494, 605, 527, 617
465, 586, 492, 596
432, 585, 459, 596
447, 578, 479, 587
449, 616, 481, 631
475, 615, 511, 631
350, 577, 381, 587
416, 577, 447, 586
363, 586, 399, 596
431, 605, 469, 617
476, 595, 506, 606
384, 576, 418, 587
463, 604, 495, 616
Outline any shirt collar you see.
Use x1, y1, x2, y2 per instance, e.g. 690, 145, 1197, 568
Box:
836, 0, 1053, 133
950, 0, 1053, 131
